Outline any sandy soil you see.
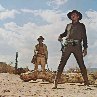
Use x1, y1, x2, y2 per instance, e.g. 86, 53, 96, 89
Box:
0, 73, 97, 97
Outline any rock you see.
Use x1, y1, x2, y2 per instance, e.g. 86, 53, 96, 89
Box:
20, 71, 96, 84
20, 70, 55, 83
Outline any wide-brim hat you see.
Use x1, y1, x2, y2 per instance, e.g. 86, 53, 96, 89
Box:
67, 10, 82, 20
37, 36, 44, 40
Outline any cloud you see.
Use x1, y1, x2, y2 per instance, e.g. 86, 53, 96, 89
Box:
82, 10, 97, 68
85, 10, 97, 31
83, 10, 97, 47
21, 9, 34, 13
47, 0, 68, 9
0, 4, 5, 11
35, 10, 65, 23
0, 8, 68, 69
21, 9, 66, 24
86, 54, 97, 68
20, 9, 69, 40
0, 8, 20, 20
1, 7, 97, 70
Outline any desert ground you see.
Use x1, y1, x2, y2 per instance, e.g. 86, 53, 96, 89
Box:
0, 73, 97, 97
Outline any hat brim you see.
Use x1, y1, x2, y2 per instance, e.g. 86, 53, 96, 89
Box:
67, 10, 82, 20
37, 38, 44, 40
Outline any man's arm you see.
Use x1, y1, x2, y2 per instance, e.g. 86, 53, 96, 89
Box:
31, 45, 37, 63
82, 24, 88, 49
82, 23, 88, 56
44, 44, 48, 64
58, 29, 67, 42
45, 45, 48, 59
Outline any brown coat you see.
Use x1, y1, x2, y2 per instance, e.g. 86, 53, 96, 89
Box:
60, 22, 88, 49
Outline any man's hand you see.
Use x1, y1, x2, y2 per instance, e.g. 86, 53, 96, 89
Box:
45, 58, 47, 64
83, 49, 87, 57
58, 36, 63, 42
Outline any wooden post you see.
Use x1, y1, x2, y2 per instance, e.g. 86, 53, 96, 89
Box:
15, 52, 18, 73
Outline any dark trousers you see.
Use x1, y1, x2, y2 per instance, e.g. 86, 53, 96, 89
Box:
56, 44, 88, 84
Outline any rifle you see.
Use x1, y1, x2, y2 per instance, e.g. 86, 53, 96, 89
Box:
31, 55, 37, 64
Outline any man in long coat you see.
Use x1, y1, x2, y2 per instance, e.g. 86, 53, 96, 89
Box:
53, 10, 89, 89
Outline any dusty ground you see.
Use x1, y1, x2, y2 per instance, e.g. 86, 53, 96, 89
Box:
0, 73, 97, 97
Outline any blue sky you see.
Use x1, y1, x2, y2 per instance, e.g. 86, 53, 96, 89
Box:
0, 0, 97, 71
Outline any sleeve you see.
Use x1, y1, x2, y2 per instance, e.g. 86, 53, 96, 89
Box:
60, 25, 68, 38
44, 44, 48, 59
82, 23, 88, 49
60, 29, 67, 38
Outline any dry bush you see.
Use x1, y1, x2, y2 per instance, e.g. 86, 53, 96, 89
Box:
67, 67, 81, 73
0, 62, 30, 74
15, 67, 29, 75
0, 62, 15, 73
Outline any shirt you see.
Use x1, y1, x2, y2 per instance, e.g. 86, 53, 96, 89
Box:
34, 44, 48, 59
60, 22, 88, 49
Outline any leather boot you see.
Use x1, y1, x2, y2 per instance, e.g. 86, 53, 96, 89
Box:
83, 75, 89, 86
52, 72, 62, 89
42, 70, 46, 82
81, 70, 89, 86
33, 70, 38, 81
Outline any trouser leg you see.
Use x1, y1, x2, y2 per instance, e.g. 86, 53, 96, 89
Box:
34, 63, 38, 71
34, 64, 38, 80
73, 47, 89, 85
41, 57, 46, 82
34, 57, 40, 80
41, 57, 46, 74
80, 66, 89, 85
54, 50, 71, 88
33, 64, 38, 81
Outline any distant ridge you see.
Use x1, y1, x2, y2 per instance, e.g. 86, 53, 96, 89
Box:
87, 68, 97, 73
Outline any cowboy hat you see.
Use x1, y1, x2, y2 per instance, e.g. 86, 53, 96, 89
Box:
37, 36, 44, 40
67, 10, 82, 20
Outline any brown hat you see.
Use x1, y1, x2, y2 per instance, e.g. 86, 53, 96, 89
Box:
67, 10, 82, 20
37, 36, 44, 40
